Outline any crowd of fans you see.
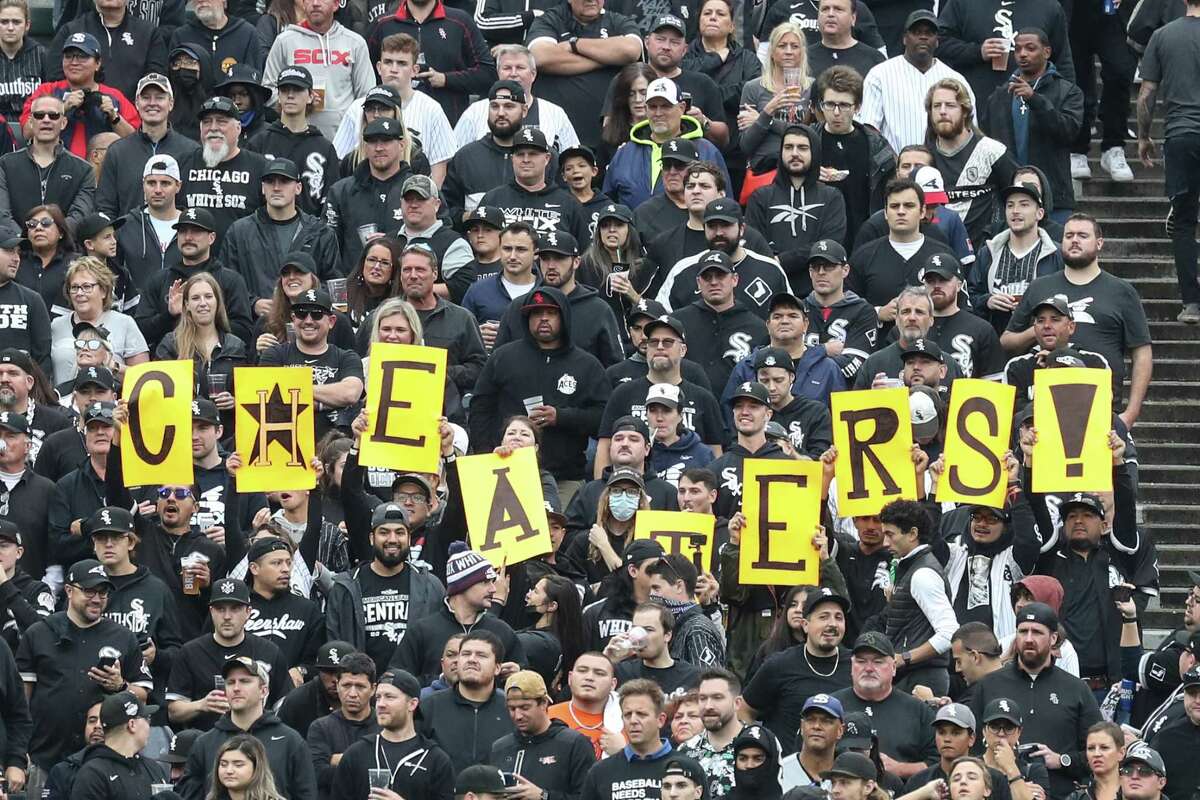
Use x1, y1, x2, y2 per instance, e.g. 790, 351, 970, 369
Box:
0, 0, 1193, 797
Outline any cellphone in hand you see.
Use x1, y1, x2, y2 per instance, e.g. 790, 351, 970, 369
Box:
1110, 585, 1133, 603
500, 772, 520, 790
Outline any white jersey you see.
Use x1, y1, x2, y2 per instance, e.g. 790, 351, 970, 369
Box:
857, 56, 976, 153
453, 96, 580, 151
332, 89, 457, 164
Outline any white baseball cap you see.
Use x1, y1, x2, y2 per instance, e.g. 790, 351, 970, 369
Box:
646, 78, 680, 105
143, 154, 181, 182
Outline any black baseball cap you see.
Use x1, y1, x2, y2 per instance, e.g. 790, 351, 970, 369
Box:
0, 236, 21, 249
1031, 296, 1071, 317
659, 138, 698, 164
597, 202, 634, 225
921, 253, 962, 281
644, 314, 687, 341
464, 205, 506, 230
840, 712, 874, 749
662, 754, 707, 787
371, 502, 409, 530
821, 752, 877, 782
764, 420, 789, 442
627, 298, 667, 323
316, 640, 356, 670
262, 158, 301, 182
162, 729, 203, 764
900, 338, 945, 363
363, 118, 404, 140
753, 346, 795, 373
852, 631, 895, 658
538, 231, 579, 256
1180, 665, 1200, 690
1060, 492, 1105, 518
704, 198, 742, 224
75, 365, 115, 391
63, 31, 102, 57
455, 766, 507, 796
281, 252, 316, 275
67, 559, 115, 590
0, 520, 19, 546
1041, 347, 1087, 369
730, 380, 770, 406
363, 85, 401, 109
292, 287, 334, 313
1001, 182, 1043, 207
905, 9, 938, 30
86, 506, 135, 536
0, 411, 28, 435
1015, 601, 1059, 631
198, 96, 239, 119
76, 212, 125, 242
697, 250, 734, 275
768, 291, 805, 313
560, 145, 597, 166
607, 466, 645, 490
520, 288, 563, 315
247, 537, 290, 562
0, 349, 33, 374
100, 691, 158, 728
275, 65, 314, 90
652, 13, 686, 34
1121, 743, 1167, 778
513, 126, 550, 152
982, 697, 1024, 726
623, 538, 665, 567
803, 587, 851, 616
378, 667, 422, 697
611, 415, 652, 442
488, 79, 526, 104
176, 207, 216, 233
192, 397, 221, 426
808, 239, 847, 265
209, 577, 252, 606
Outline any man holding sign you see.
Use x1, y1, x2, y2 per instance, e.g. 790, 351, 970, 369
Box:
709, 382, 786, 519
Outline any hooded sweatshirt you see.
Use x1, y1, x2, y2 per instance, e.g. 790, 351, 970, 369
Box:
218, 206, 343, 308
70, 742, 166, 800
650, 430, 716, 485
332, 731, 456, 800
602, 116, 732, 210
493, 280, 625, 368
246, 122, 342, 215
708, 439, 786, 519
307, 710, 381, 794
490, 718, 597, 800
468, 285, 611, 479
730, 726, 782, 800
168, 13, 266, 73
326, 159, 416, 273
179, 712, 317, 800
263, 22, 377, 140
745, 125, 847, 292
673, 298, 769, 394
389, 597, 527, 686
478, 180, 591, 245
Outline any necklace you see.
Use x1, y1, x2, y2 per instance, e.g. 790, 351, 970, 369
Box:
803, 646, 839, 678
567, 701, 605, 731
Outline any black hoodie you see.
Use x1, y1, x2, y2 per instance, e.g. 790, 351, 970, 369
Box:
135, 255, 254, 351
389, 598, 527, 686
218, 206, 343, 308
0, 568, 52, 655
442, 135, 560, 226
730, 725, 782, 800
99, 130, 201, 221
246, 122, 342, 215
708, 439, 786, 519
468, 285, 610, 480
417, 685, 516, 774
479, 180, 591, 245
673, 299, 769, 394
307, 710, 381, 795
494, 280, 625, 368
168, 13, 267, 74
333, 731, 456, 800
326, 160, 416, 274
490, 718, 597, 800
179, 712, 317, 800
104, 565, 184, 684
71, 742, 166, 800
745, 125, 847, 293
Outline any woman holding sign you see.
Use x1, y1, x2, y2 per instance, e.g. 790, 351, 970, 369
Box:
559, 468, 650, 587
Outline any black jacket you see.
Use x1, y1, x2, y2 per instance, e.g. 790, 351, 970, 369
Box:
168, 14, 267, 72
48, 12, 169, 102
0, 40, 45, 120
0, 146, 95, 241
417, 685, 515, 774
104, 565, 184, 685
0, 637, 29, 771
179, 712, 317, 800
489, 719, 596, 800
562, 466, 679, 536
469, 285, 610, 479
117, 206, 182, 292
390, 598, 526, 685
325, 160, 415, 274
673, 299, 769, 394
97, 130, 201, 220
494, 281, 624, 368
47, 458, 110, 570
0, 568, 52, 655
218, 207, 342, 308
277, 675, 338, 739
307, 710, 381, 794
155, 331, 252, 434
134, 255, 254, 351
708, 439, 786, 519
332, 732, 456, 800
70, 742, 166, 800
982, 65, 1084, 213
745, 125, 847, 292
246, 122, 342, 216
5, 468, 57, 584
442, 135, 540, 225
683, 37, 763, 124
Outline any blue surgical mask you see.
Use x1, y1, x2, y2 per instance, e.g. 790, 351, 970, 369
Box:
608, 493, 639, 521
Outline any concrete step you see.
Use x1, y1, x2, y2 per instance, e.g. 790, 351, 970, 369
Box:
1144, 609, 1178, 630
1086, 155, 1164, 178
1139, 482, 1200, 504
1134, 421, 1200, 442
1092, 219, 1172, 238
1100, 257, 1177, 280
1154, 544, 1200, 565
1103, 238, 1172, 257
1125, 278, 1183, 299
1078, 197, 1171, 218
1140, 381, 1200, 402
1143, 523, 1200, 546
1158, 564, 1200, 588
1132, 298, 1189, 321
1149, 321, 1200, 340
1138, 357, 1200, 380
1142, 504, 1200, 526
1081, 178, 1166, 197
1137, 404, 1200, 424
1137, 338, 1198, 356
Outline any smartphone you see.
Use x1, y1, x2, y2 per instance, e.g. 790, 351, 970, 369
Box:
680, 91, 692, 111
1110, 585, 1133, 603
1017, 743, 1043, 760
500, 772, 520, 790
96, 656, 117, 669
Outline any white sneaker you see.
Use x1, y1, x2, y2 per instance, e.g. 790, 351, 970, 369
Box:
1071, 153, 1092, 179
1101, 146, 1134, 181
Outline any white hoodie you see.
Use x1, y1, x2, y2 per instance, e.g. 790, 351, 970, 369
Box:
263, 21, 377, 140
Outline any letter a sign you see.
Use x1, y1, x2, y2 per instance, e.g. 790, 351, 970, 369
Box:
360, 342, 447, 474
457, 446, 553, 567
831, 387, 917, 517
739, 459, 821, 585
121, 360, 194, 486
233, 367, 316, 492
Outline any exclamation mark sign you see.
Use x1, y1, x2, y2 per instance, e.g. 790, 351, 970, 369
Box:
1048, 383, 1097, 478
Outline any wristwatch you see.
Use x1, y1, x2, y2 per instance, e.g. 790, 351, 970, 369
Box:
568, 36, 579, 54
1059, 754, 1072, 769
901, 650, 913, 666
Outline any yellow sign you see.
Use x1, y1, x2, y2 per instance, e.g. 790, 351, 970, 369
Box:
1032, 367, 1113, 493
740, 459, 821, 585
457, 446, 553, 567
233, 367, 316, 492
120, 360, 194, 487
936, 379, 1016, 509
831, 387, 917, 517
359, 343, 447, 475
634, 511, 715, 574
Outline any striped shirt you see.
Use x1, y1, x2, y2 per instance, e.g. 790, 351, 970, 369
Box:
452, 95, 580, 151
331, 89, 457, 164
857, 55, 976, 153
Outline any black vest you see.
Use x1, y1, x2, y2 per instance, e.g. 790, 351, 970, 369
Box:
886, 546, 949, 669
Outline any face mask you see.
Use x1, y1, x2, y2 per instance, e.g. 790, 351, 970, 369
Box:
171, 69, 199, 90
608, 493, 638, 521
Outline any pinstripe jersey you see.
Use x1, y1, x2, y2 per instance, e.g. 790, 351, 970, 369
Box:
0, 40, 45, 120
857, 55, 976, 153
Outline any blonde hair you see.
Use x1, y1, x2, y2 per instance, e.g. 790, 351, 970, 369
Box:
174, 272, 231, 363
368, 297, 424, 346
924, 77, 982, 139
348, 107, 412, 170
763, 22, 811, 93
64, 256, 115, 310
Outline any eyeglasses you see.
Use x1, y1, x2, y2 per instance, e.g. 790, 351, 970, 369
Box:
157, 487, 192, 500
74, 338, 105, 351
70, 584, 110, 599
31, 111, 63, 121
646, 337, 678, 350
69, 282, 99, 295
364, 256, 393, 268
820, 101, 855, 114
609, 488, 641, 500
985, 721, 1018, 734
1120, 765, 1160, 778
393, 492, 428, 505
290, 308, 327, 321
25, 218, 54, 230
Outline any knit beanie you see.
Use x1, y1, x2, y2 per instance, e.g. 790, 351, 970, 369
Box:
446, 541, 497, 595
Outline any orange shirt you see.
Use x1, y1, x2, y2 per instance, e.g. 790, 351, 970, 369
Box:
549, 701, 609, 760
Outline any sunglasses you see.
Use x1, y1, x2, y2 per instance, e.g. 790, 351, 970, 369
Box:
157, 487, 192, 500
290, 308, 328, 321
74, 339, 106, 351
32, 111, 63, 121
1119, 765, 1160, 779
25, 218, 55, 230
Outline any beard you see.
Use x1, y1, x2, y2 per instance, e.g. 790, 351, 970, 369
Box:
488, 116, 520, 138
1062, 247, 1096, 269
0, 387, 14, 407
203, 139, 231, 168
374, 544, 409, 567
1017, 645, 1050, 671
709, 235, 738, 255
935, 116, 966, 140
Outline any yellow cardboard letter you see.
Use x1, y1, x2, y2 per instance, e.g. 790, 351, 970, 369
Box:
936, 379, 1016, 508
740, 459, 821, 585
458, 446, 553, 567
634, 511, 715, 573
121, 360, 194, 486
1032, 367, 1113, 493
831, 387, 917, 516
234, 367, 316, 492
360, 343, 447, 474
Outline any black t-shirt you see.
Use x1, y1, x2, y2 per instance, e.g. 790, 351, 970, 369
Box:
743, 647, 852, 754
246, 589, 326, 669
356, 565, 412, 673
165, 632, 292, 732
599, 376, 728, 448
1005, 270, 1151, 402
806, 42, 885, 83
928, 309, 1006, 379
821, 126, 873, 246
616, 657, 700, 699
831, 688, 938, 766
177, 148, 268, 240
258, 341, 365, 436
